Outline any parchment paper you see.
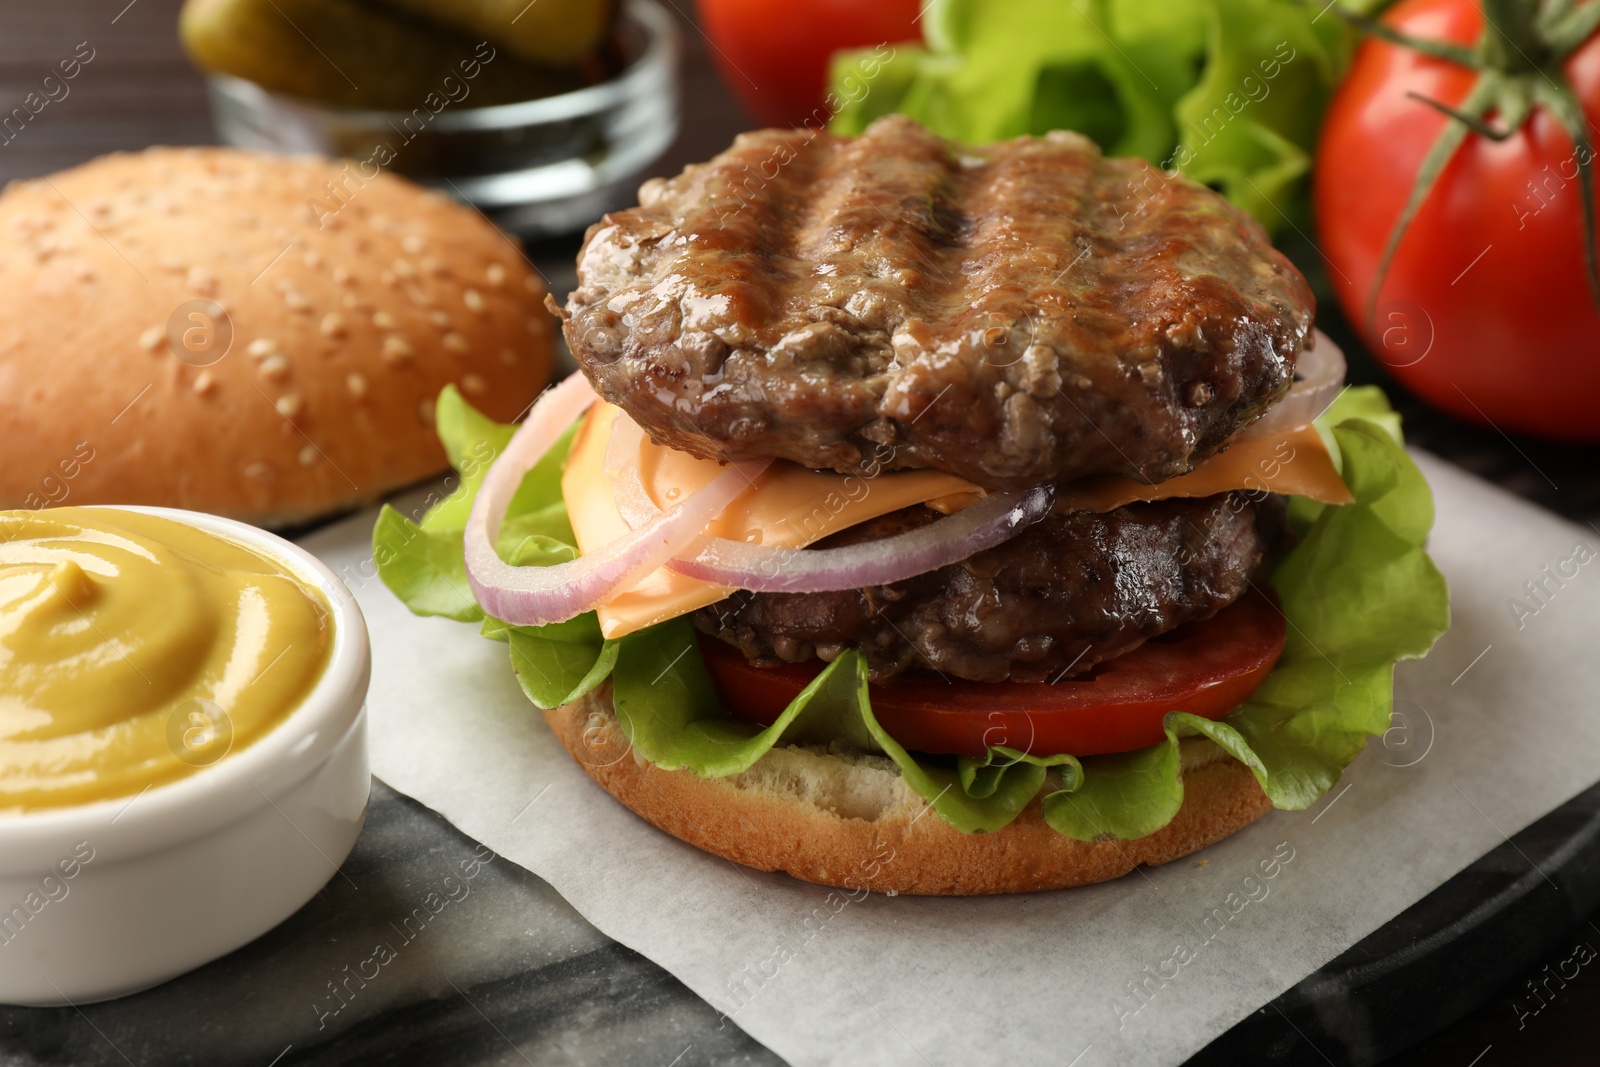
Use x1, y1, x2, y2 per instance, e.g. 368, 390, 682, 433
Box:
301, 452, 1600, 1066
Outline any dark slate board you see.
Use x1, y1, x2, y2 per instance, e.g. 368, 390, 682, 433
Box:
0, 781, 781, 1067
5, 777, 1599, 1067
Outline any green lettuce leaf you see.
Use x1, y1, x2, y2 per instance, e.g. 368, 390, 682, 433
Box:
511, 631, 618, 710
378, 387, 1448, 843
372, 503, 482, 622
1288, 384, 1410, 532
423, 384, 516, 535
1042, 741, 1183, 841
827, 0, 1370, 233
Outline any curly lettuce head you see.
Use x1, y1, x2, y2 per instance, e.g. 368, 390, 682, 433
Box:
828, 0, 1373, 232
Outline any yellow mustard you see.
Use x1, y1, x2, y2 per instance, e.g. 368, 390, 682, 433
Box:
0, 507, 333, 812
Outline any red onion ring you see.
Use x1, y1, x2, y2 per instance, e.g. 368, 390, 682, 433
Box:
463, 374, 770, 626
666, 484, 1058, 594
1236, 328, 1347, 441
601, 406, 1058, 593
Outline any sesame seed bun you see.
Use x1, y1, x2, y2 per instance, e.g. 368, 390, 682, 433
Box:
0, 147, 553, 527
545, 688, 1274, 895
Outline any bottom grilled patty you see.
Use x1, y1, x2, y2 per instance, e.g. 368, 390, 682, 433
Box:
693, 492, 1284, 684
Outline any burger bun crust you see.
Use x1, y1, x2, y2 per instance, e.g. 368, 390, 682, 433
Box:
545, 688, 1274, 896
0, 148, 553, 527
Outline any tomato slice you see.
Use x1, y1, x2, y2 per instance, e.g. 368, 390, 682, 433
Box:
699, 591, 1287, 759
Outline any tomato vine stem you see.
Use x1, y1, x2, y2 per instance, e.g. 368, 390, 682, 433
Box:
1337, 0, 1600, 323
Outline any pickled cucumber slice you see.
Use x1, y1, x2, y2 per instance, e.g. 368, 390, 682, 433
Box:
180, 0, 589, 110
372, 0, 617, 67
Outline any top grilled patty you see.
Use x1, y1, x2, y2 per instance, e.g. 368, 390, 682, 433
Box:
557, 115, 1314, 491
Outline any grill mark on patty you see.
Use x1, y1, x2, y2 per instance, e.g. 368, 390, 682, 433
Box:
792, 124, 973, 364
887, 134, 1114, 477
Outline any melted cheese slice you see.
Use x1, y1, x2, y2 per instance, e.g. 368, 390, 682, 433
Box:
562, 403, 1352, 639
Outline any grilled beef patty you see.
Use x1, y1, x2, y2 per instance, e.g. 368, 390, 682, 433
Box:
558, 115, 1314, 491
693, 493, 1283, 684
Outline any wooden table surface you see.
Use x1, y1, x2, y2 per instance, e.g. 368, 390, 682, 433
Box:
4, 3, 1600, 1065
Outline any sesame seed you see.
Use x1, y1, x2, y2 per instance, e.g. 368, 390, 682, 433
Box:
486, 263, 506, 287
346, 372, 368, 398
243, 461, 274, 482
73, 263, 94, 281
275, 393, 303, 418
139, 326, 164, 351
187, 267, 216, 295
247, 338, 278, 359
332, 266, 353, 286
405, 286, 433, 307
462, 373, 486, 394
392, 259, 415, 278
430, 310, 451, 328
382, 335, 414, 362
159, 256, 184, 273
442, 332, 469, 354
499, 347, 517, 365
302, 250, 322, 268
342, 293, 362, 309
298, 444, 319, 467
320, 312, 346, 338
193, 370, 216, 395
283, 289, 310, 311
463, 288, 486, 313
259, 354, 289, 380
422, 257, 447, 276
417, 399, 434, 424
380, 271, 397, 289
402, 235, 425, 255
372, 310, 398, 330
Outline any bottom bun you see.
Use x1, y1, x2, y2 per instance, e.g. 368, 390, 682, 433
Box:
544, 688, 1274, 896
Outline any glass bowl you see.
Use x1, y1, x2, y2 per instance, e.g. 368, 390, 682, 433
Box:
204, 0, 680, 237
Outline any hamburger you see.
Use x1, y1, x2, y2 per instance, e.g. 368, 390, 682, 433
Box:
377, 116, 1448, 895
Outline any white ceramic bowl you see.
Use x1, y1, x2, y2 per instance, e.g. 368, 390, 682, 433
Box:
0, 507, 371, 1006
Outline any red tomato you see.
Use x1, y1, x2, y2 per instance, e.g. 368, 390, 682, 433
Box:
1315, 0, 1600, 442
699, 591, 1286, 759
694, 0, 923, 127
